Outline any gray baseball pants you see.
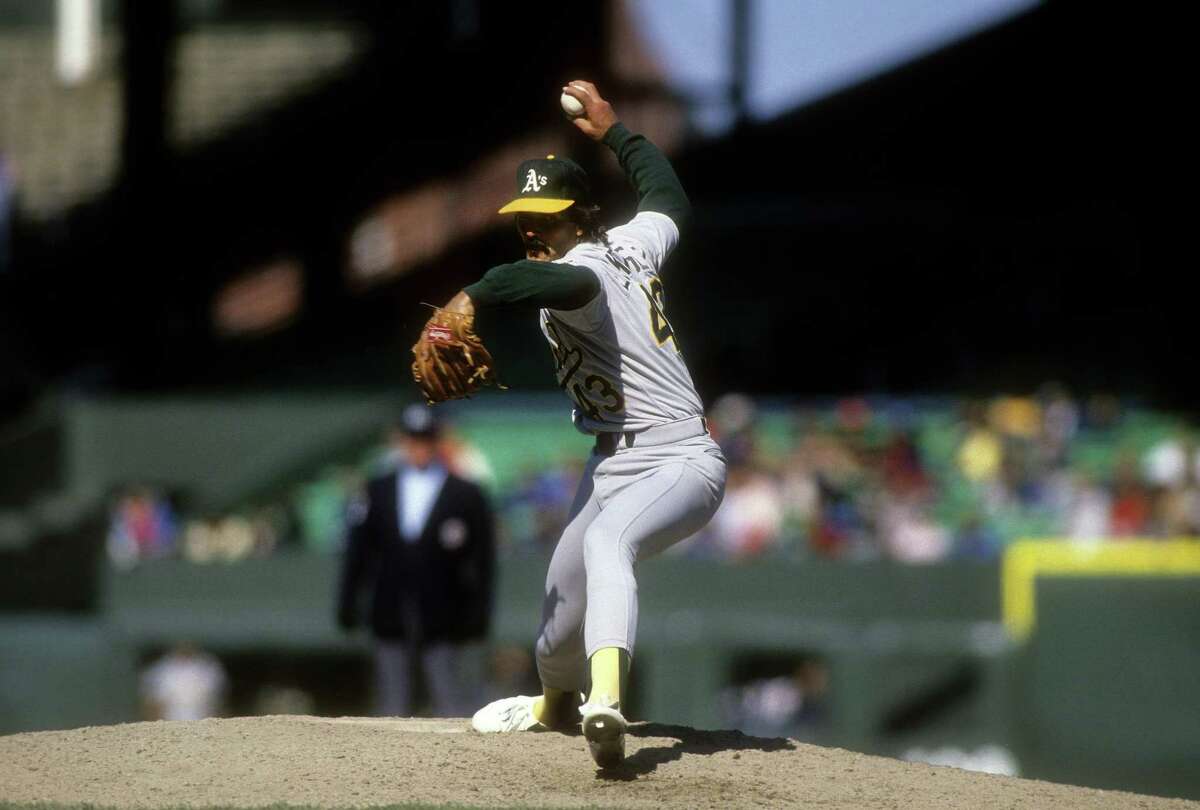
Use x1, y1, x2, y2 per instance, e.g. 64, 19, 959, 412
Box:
374, 640, 482, 717
535, 416, 726, 692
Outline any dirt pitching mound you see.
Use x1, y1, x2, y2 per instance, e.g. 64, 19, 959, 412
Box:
1, 716, 1195, 809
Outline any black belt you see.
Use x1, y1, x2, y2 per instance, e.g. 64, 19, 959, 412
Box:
594, 431, 635, 455
594, 417, 708, 456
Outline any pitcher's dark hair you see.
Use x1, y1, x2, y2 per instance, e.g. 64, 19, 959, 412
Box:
569, 204, 610, 246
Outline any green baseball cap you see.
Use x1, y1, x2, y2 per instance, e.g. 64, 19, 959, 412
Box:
497, 155, 592, 215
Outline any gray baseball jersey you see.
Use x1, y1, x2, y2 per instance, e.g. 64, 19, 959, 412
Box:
538, 211, 705, 434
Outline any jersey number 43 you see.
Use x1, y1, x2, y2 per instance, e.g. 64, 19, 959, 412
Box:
544, 320, 625, 422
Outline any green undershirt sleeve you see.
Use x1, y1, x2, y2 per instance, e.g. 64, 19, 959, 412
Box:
464, 260, 600, 311
602, 122, 691, 230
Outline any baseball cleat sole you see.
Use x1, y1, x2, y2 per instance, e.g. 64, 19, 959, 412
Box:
580, 704, 627, 769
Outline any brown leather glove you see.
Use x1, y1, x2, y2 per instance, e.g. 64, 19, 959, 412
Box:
411, 308, 501, 403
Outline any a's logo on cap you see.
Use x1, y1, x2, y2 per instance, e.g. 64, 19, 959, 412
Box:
522, 168, 549, 193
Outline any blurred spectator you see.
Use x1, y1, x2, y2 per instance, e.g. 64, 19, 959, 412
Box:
182, 514, 273, 563
1110, 453, 1152, 536
880, 430, 929, 495
988, 396, 1041, 440
803, 429, 864, 494
778, 446, 820, 546
107, 486, 290, 567
140, 642, 228, 721
710, 392, 759, 468
835, 396, 872, 433
1064, 472, 1112, 541
1142, 435, 1198, 489
1156, 474, 1200, 536
706, 461, 784, 559
957, 402, 1003, 483
877, 482, 949, 563
802, 430, 874, 560
953, 512, 1002, 560
1148, 438, 1200, 535
337, 405, 495, 717
106, 486, 180, 569
1037, 382, 1079, 468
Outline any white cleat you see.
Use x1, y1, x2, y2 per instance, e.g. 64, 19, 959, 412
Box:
471, 695, 543, 733
580, 703, 627, 769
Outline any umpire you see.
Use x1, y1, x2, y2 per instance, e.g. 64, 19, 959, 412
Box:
337, 405, 495, 717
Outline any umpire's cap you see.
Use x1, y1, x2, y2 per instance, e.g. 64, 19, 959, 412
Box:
396, 404, 440, 438
498, 155, 591, 215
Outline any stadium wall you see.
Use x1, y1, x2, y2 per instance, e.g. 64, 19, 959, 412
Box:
3, 556, 1198, 798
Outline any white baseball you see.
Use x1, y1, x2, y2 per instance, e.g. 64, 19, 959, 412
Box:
560, 92, 585, 118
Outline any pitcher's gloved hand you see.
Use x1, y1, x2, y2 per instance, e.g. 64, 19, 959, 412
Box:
411, 307, 502, 403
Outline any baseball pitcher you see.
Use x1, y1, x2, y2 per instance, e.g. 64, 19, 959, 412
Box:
412, 79, 727, 769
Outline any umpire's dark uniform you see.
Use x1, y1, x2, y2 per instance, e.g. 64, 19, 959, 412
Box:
337, 410, 495, 717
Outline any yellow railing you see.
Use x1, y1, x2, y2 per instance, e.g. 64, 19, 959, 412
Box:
1002, 539, 1200, 641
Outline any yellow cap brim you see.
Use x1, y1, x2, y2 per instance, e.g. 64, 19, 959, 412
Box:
497, 198, 574, 215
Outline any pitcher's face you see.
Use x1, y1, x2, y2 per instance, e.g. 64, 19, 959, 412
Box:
516, 211, 581, 261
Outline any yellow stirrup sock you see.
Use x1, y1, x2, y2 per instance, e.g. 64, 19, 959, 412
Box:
586, 647, 630, 709
532, 687, 572, 727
